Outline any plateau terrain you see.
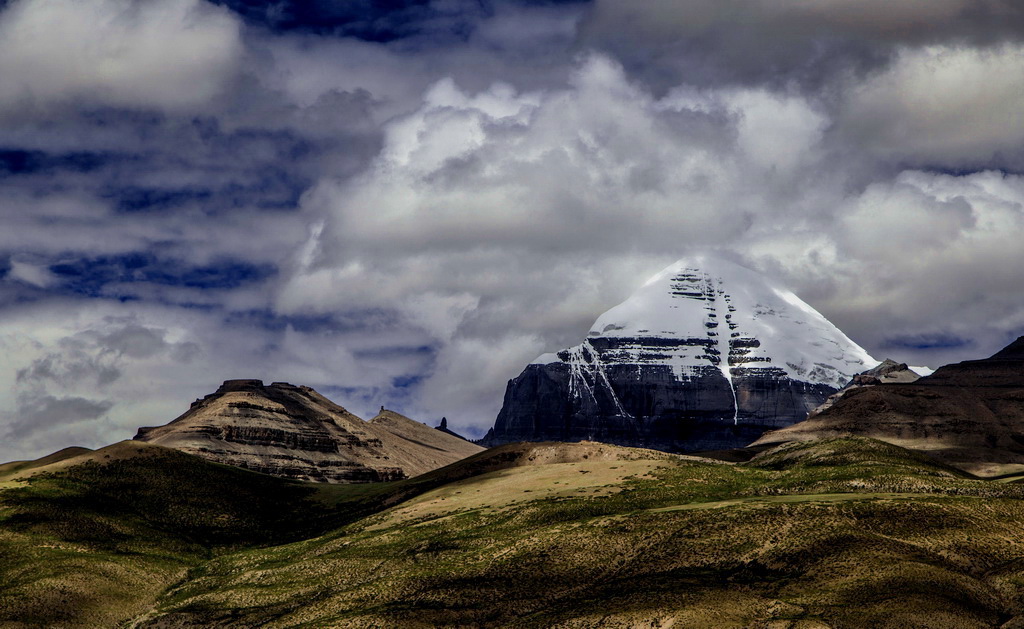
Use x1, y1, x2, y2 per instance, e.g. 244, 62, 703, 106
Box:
6, 436, 1024, 627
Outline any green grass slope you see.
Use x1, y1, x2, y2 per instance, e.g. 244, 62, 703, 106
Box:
0, 440, 636, 627
0, 441, 396, 628
130, 438, 1024, 628
0, 446, 93, 481
9, 437, 1024, 628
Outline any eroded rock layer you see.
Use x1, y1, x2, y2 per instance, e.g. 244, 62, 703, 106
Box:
134, 380, 483, 483
752, 337, 1024, 476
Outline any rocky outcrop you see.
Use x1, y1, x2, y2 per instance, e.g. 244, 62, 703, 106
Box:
809, 359, 923, 417
134, 380, 483, 483
367, 409, 484, 473
434, 417, 470, 442
484, 256, 876, 452
751, 337, 1024, 476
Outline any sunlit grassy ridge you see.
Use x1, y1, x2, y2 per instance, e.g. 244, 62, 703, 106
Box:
0, 442, 372, 627
121, 438, 1024, 628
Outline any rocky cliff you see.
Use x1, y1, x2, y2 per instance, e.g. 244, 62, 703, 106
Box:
484, 255, 876, 452
134, 380, 483, 483
751, 337, 1024, 476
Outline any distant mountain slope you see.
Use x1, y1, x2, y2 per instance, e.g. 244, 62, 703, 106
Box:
486, 255, 875, 452
751, 337, 1024, 476
134, 379, 482, 483
368, 409, 486, 477
808, 358, 924, 417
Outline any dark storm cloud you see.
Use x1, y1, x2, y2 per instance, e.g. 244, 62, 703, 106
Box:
17, 349, 122, 388
579, 0, 1024, 89
4, 395, 114, 441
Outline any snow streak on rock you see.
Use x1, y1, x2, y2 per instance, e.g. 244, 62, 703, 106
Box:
536, 255, 874, 392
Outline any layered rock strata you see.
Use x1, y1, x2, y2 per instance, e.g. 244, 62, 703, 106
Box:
135, 380, 483, 483
751, 337, 1024, 476
485, 255, 875, 452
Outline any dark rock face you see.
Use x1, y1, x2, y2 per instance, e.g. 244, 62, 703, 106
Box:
751, 337, 1024, 476
809, 359, 923, 417
135, 380, 483, 483
990, 337, 1024, 360
485, 356, 836, 452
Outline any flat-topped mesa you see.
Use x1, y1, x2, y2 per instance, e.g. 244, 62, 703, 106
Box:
134, 380, 483, 483
183, 380, 304, 410
484, 255, 876, 452
217, 379, 266, 392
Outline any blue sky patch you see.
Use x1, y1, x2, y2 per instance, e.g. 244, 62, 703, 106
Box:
210, 0, 479, 39
208, 0, 586, 38
883, 333, 973, 351
48, 254, 276, 297
392, 374, 425, 389
0, 149, 112, 176
108, 187, 214, 213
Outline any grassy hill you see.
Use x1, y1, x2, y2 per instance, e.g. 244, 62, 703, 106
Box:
0, 441, 389, 627
7, 438, 1024, 627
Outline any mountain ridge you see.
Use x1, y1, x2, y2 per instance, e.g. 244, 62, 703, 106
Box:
134, 379, 483, 483
751, 336, 1024, 476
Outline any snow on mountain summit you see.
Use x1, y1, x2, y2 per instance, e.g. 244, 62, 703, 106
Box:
534, 255, 875, 389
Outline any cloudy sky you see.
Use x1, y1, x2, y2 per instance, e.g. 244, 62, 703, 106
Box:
3, 0, 1024, 461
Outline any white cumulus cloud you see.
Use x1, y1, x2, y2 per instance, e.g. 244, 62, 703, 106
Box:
0, 0, 243, 114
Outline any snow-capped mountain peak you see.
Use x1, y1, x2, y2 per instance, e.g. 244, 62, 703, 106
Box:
535, 254, 875, 389
490, 255, 877, 452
